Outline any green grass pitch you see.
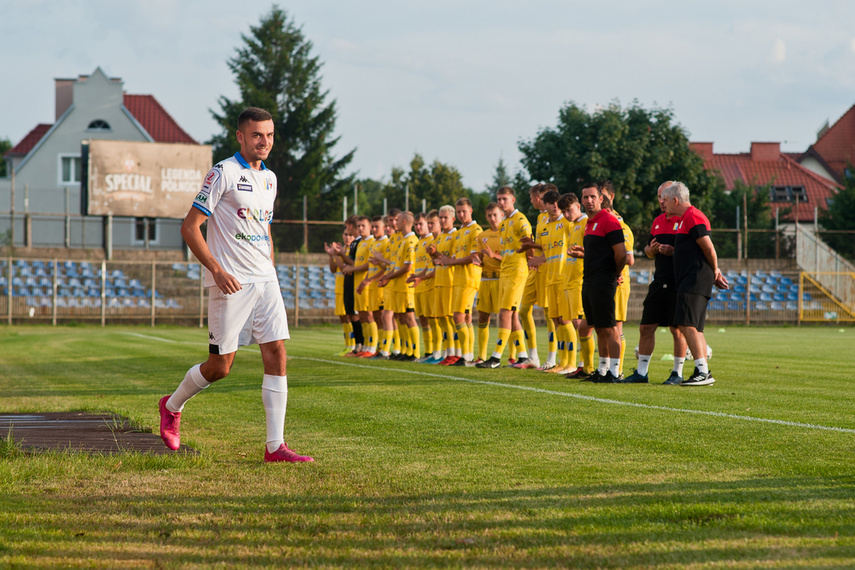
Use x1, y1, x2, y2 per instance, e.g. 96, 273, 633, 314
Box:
1, 323, 854, 567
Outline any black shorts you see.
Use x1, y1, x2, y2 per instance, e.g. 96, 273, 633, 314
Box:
640, 280, 676, 327
673, 292, 709, 331
582, 281, 617, 329
343, 281, 356, 315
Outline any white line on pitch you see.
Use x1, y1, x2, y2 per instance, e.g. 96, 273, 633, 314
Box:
294, 356, 855, 436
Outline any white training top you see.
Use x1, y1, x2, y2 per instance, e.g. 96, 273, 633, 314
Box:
192, 152, 278, 287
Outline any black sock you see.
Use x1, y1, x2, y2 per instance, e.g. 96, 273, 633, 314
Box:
352, 321, 364, 346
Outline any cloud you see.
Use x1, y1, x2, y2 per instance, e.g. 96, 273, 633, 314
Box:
772, 38, 787, 63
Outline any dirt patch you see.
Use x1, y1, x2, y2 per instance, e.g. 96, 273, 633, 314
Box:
0, 412, 198, 455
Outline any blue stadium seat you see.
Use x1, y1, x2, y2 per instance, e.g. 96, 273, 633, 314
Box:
727, 301, 742, 311
786, 293, 798, 302
753, 301, 768, 311
760, 293, 773, 302
780, 276, 793, 285
710, 301, 726, 311
786, 302, 798, 311
773, 293, 786, 302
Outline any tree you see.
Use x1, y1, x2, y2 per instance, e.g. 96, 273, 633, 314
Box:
518, 100, 723, 230
485, 156, 512, 201
381, 153, 472, 213
708, 181, 786, 258
0, 137, 11, 178
820, 170, 855, 261
209, 6, 355, 250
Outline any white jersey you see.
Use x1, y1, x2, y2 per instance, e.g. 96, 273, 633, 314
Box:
193, 152, 278, 287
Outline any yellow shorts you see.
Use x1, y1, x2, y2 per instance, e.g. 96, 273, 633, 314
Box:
566, 286, 584, 321
414, 290, 429, 318
615, 283, 630, 322
476, 279, 499, 314
354, 284, 369, 313
547, 283, 569, 320
521, 269, 538, 306
452, 284, 478, 315
434, 285, 453, 317
368, 286, 384, 312
499, 271, 526, 312
335, 292, 346, 316
392, 289, 415, 314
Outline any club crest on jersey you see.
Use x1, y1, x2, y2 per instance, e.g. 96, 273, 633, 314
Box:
265, 178, 274, 192
593, 223, 598, 231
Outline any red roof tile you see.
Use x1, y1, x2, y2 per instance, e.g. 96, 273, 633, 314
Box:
693, 142, 840, 223
123, 94, 198, 144
808, 103, 855, 183
6, 123, 52, 157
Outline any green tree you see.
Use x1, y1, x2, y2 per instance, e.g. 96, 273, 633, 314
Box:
382, 154, 472, 213
518, 100, 722, 230
209, 6, 355, 251
820, 170, 855, 261
485, 156, 512, 201
0, 137, 11, 178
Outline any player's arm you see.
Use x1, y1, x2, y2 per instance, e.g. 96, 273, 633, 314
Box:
267, 222, 276, 267
181, 207, 242, 295
611, 240, 627, 280
696, 235, 729, 290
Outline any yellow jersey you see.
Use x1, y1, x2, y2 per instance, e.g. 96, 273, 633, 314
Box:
478, 228, 502, 279
542, 215, 570, 286
564, 214, 587, 289
434, 229, 457, 287
452, 220, 483, 288
354, 235, 374, 288
394, 232, 418, 292
499, 209, 532, 276
414, 234, 434, 293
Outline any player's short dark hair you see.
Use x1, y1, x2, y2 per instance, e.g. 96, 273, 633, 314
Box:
357, 215, 370, 224
427, 209, 439, 219
485, 202, 500, 212
388, 207, 401, 217
414, 212, 427, 222
598, 179, 615, 198
542, 183, 558, 194
455, 197, 472, 207
371, 215, 384, 223
579, 181, 600, 194
557, 193, 579, 210
528, 183, 545, 196
345, 215, 358, 228
497, 186, 515, 197
238, 107, 273, 129
542, 190, 560, 205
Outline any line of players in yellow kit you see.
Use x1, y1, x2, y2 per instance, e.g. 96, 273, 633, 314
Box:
325, 181, 635, 377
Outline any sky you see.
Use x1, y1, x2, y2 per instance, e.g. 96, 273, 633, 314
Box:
3, 0, 855, 191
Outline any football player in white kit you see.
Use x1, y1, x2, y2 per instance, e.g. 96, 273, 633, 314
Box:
158, 107, 313, 463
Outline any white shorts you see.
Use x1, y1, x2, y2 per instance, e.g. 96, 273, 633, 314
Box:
208, 281, 290, 355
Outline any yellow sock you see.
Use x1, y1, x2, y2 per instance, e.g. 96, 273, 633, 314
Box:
428, 318, 440, 353
581, 334, 595, 372
421, 326, 432, 356
478, 322, 490, 361
494, 328, 511, 358
547, 318, 556, 354
563, 322, 577, 370
510, 329, 528, 358
343, 322, 353, 349
466, 322, 475, 356
393, 326, 401, 353
456, 322, 469, 359
520, 305, 537, 351
400, 323, 412, 356
619, 333, 626, 375
366, 321, 378, 351
443, 317, 455, 353
408, 325, 420, 357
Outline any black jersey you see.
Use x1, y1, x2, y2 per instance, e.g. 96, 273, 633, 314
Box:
649, 213, 681, 284
582, 209, 625, 286
674, 206, 714, 297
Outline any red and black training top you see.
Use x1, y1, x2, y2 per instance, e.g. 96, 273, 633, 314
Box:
648, 213, 681, 285
583, 209, 625, 286
674, 206, 714, 297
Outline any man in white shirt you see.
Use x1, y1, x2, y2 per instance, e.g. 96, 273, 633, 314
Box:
158, 107, 313, 463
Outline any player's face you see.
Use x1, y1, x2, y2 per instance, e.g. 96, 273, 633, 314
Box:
485, 208, 503, 230
342, 231, 354, 247
428, 217, 440, 234
455, 204, 472, 224
497, 193, 515, 214
236, 119, 275, 164
581, 187, 602, 216
439, 211, 454, 231
664, 196, 680, 217
414, 217, 428, 237
562, 202, 581, 221
530, 192, 544, 210
545, 201, 560, 221
371, 222, 384, 239
358, 220, 370, 237
657, 188, 668, 213
387, 215, 398, 232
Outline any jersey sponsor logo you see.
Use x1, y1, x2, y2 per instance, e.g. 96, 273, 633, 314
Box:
214, 163, 223, 170
237, 208, 274, 222
234, 232, 271, 243
237, 183, 253, 192
195, 193, 208, 204
239, 176, 249, 183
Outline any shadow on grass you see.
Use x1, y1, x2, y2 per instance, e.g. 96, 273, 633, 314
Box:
3, 476, 855, 566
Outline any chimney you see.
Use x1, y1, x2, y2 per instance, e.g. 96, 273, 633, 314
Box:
690, 142, 714, 161
55, 78, 75, 120
750, 142, 780, 162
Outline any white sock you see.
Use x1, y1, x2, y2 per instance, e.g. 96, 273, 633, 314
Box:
433, 350, 442, 359
546, 351, 557, 367
529, 348, 539, 362
609, 358, 621, 377
517, 349, 529, 359
262, 374, 288, 453
166, 364, 210, 412
637, 355, 651, 376
598, 357, 609, 375
695, 358, 708, 374
674, 357, 686, 376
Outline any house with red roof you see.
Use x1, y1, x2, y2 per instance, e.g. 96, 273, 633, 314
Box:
2, 67, 204, 250
690, 141, 840, 223
797, 104, 855, 185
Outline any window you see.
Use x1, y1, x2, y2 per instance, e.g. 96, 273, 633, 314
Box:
767, 185, 807, 203
87, 119, 111, 131
134, 217, 158, 244
59, 155, 81, 185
